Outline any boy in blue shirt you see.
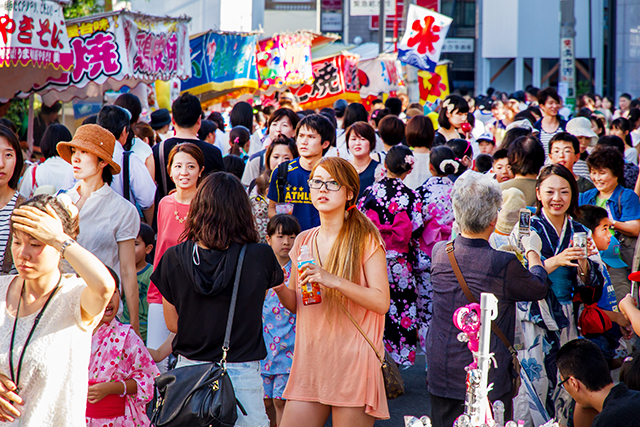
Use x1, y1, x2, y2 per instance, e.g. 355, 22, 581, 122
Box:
267, 114, 335, 231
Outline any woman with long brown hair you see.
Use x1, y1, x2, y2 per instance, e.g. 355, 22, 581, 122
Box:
275, 157, 390, 427
151, 172, 284, 427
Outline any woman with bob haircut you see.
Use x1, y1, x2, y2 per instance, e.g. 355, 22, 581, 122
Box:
427, 170, 548, 427
433, 95, 469, 147
346, 122, 379, 199
147, 143, 204, 370
20, 124, 75, 199
533, 87, 567, 158
579, 146, 640, 302
275, 157, 391, 426
0, 194, 115, 425
500, 135, 546, 207
151, 172, 284, 427
0, 125, 24, 273
57, 124, 141, 336
335, 103, 368, 159
404, 115, 435, 190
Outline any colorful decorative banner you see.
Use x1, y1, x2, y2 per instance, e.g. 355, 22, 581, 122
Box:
357, 55, 403, 98
33, 11, 190, 103
418, 63, 449, 104
291, 53, 360, 110
257, 32, 313, 91
181, 31, 258, 104
397, 5, 451, 72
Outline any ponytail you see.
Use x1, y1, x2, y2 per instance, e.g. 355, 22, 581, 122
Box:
229, 126, 251, 157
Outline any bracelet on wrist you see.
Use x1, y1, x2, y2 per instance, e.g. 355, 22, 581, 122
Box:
59, 239, 76, 259
119, 380, 127, 397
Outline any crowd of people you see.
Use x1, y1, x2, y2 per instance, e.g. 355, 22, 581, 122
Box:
0, 86, 638, 427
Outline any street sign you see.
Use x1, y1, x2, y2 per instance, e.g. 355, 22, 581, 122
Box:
442, 38, 474, 53
351, 0, 395, 17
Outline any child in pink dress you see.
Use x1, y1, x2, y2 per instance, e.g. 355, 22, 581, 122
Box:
86, 287, 160, 427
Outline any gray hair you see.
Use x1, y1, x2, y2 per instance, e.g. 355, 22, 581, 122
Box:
452, 170, 503, 234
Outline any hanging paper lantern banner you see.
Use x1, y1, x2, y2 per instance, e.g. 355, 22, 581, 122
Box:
181, 31, 259, 105
31, 11, 191, 104
358, 55, 404, 98
257, 32, 314, 91
291, 53, 360, 110
397, 5, 452, 72
418, 63, 449, 104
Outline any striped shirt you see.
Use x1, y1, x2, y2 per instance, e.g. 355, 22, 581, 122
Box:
0, 192, 18, 267
534, 118, 567, 158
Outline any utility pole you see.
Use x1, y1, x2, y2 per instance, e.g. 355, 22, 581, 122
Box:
378, 0, 385, 53
559, 0, 576, 113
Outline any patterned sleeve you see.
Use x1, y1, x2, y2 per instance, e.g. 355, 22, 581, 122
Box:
121, 327, 161, 405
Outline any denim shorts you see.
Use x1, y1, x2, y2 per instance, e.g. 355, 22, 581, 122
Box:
176, 356, 269, 427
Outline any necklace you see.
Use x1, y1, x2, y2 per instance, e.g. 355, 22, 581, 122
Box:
174, 198, 188, 224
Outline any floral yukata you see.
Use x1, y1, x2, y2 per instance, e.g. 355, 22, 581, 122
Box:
251, 194, 269, 244
261, 261, 295, 399
87, 319, 160, 427
415, 176, 454, 352
358, 177, 423, 366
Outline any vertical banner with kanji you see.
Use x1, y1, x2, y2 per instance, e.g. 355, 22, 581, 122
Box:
418, 63, 449, 104
180, 31, 258, 104
33, 11, 190, 96
0, 0, 71, 68
291, 53, 361, 110
256, 33, 313, 91
397, 5, 451, 72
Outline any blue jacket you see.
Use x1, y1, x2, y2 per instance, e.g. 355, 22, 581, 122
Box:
579, 185, 640, 222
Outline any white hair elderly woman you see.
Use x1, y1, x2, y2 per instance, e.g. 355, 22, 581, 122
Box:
426, 170, 549, 427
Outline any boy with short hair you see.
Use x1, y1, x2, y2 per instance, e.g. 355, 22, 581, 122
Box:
267, 114, 334, 231
477, 133, 496, 155
491, 149, 513, 182
121, 223, 154, 343
548, 132, 596, 193
262, 214, 301, 427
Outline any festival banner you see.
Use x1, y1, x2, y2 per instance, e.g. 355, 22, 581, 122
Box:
397, 5, 451, 72
257, 32, 313, 92
290, 53, 360, 110
33, 10, 191, 103
418, 63, 449, 104
181, 31, 259, 105
357, 54, 403, 98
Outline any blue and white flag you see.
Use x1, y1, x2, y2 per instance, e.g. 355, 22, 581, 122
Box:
397, 5, 452, 72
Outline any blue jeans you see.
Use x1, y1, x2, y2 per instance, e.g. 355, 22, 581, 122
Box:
176, 356, 269, 427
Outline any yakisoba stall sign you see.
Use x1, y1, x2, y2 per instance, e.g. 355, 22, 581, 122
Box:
32, 10, 190, 100
0, 0, 71, 68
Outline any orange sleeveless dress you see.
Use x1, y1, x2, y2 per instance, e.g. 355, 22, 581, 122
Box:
282, 228, 389, 419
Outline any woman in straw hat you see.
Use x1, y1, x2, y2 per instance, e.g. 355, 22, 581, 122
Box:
57, 124, 141, 336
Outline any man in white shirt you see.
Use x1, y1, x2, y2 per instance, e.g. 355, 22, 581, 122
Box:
97, 105, 156, 224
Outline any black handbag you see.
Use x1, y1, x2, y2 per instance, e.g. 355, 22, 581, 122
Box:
149, 245, 248, 427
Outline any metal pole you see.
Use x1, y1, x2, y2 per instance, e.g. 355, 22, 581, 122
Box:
379, 0, 385, 53
393, 0, 399, 52
343, 0, 350, 44
560, 0, 576, 112
588, 0, 593, 92
317, 0, 322, 32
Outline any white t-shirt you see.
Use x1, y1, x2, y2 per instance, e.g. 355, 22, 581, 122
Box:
130, 136, 153, 163
625, 147, 638, 165
67, 183, 140, 274
0, 275, 100, 427
404, 151, 432, 190
19, 157, 75, 198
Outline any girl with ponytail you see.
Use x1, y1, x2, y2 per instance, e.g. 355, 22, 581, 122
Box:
358, 145, 424, 368
274, 157, 391, 425
227, 126, 251, 162
415, 146, 457, 355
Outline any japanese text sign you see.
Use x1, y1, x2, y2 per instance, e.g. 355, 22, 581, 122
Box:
257, 32, 313, 90
350, 0, 395, 17
397, 4, 451, 72
0, 0, 71, 68
34, 11, 190, 94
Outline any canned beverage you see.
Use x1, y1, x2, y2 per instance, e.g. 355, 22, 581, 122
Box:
573, 232, 588, 258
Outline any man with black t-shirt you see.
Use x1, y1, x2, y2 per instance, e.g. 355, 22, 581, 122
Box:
152, 93, 225, 224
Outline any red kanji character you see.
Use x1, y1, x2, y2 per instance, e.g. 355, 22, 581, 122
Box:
0, 14, 16, 45
407, 15, 442, 55
17, 15, 34, 45
427, 73, 446, 97
50, 22, 62, 49
37, 19, 51, 48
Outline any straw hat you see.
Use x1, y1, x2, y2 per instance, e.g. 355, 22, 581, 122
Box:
57, 124, 121, 175
495, 187, 526, 235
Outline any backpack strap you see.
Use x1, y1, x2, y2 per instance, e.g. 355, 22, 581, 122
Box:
276, 161, 289, 204
158, 139, 168, 196
123, 150, 133, 203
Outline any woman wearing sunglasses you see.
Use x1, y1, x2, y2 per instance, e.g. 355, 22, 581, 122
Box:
274, 157, 390, 427
358, 145, 423, 368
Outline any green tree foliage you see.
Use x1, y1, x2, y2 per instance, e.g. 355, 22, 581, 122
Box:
63, 0, 104, 20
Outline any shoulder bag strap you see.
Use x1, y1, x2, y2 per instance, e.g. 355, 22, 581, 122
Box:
340, 302, 385, 366
123, 151, 133, 203
158, 139, 168, 196
220, 244, 247, 366
445, 241, 517, 357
